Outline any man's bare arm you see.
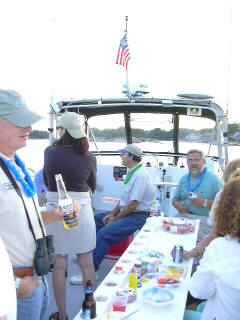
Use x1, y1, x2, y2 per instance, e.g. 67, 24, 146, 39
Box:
103, 202, 121, 224
112, 200, 139, 221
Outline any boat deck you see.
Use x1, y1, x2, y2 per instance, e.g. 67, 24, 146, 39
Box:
46, 254, 116, 320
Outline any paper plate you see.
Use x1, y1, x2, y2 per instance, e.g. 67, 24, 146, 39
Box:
142, 287, 175, 307
139, 249, 165, 260
101, 311, 126, 320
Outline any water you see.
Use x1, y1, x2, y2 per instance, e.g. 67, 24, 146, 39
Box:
17, 139, 240, 172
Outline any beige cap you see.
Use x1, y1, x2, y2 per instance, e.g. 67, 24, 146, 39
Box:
118, 144, 142, 157
58, 112, 86, 139
0, 89, 42, 127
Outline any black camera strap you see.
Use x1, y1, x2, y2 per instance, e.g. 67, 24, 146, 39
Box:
32, 197, 46, 238
0, 157, 46, 242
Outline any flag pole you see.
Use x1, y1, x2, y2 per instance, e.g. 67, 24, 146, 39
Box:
124, 16, 131, 99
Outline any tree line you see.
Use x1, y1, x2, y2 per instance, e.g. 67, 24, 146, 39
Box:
29, 123, 240, 141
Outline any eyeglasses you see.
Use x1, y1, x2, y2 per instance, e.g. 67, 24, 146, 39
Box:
187, 158, 202, 163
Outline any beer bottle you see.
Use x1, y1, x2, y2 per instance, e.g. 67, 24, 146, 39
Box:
82, 280, 96, 319
55, 174, 78, 229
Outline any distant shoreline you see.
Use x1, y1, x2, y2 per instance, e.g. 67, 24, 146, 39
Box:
29, 136, 240, 146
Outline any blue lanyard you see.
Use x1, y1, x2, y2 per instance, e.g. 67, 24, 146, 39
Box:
1, 154, 36, 198
186, 167, 207, 192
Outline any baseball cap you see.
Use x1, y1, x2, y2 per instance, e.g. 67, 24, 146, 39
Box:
117, 144, 142, 157
58, 112, 87, 139
0, 89, 43, 127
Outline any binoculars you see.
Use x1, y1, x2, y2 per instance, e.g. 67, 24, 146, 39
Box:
33, 235, 56, 276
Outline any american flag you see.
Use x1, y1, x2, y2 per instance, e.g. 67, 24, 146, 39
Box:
116, 34, 131, 69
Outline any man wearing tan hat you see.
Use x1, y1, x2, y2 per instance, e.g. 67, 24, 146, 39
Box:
0, 89, 72, 320
93, 144, 155, 271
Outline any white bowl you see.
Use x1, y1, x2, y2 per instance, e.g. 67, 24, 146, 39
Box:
142, 287, 175, 307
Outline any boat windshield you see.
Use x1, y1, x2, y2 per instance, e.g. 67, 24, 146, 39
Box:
88, 112, 219, 168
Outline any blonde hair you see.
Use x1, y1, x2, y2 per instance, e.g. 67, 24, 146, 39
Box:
222, 158, 240, 183
229, 168, 240, 180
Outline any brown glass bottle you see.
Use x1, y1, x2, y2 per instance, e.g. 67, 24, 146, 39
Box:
82, 280, 96, 319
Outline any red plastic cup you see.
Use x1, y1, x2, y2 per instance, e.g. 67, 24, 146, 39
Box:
112, 289, 128, 312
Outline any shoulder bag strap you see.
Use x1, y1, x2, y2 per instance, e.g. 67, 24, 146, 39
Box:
0, 157, 45, 240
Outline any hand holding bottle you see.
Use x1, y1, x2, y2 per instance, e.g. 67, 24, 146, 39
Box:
41, 200, 80, 225
55, 174, 79, 229
54, 200, 80, 221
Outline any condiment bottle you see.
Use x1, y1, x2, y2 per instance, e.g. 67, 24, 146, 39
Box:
129, 273, 137, 291
82, 280, 96, 319
55, 174, 78, 229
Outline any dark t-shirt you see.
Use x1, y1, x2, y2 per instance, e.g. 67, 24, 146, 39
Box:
43, 145, 97, 192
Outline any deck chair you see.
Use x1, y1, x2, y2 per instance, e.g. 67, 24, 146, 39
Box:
104, 235, 134, 261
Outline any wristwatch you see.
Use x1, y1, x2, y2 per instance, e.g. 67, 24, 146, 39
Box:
203, 199, 208, 207
15, 277, 21, 291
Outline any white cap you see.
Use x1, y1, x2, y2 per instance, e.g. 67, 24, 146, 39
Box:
117, 144, 142, 157
58, 112, 86, 139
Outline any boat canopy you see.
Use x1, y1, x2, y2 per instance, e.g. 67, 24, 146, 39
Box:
49, 95, 228, 169
53, 96, 224, 121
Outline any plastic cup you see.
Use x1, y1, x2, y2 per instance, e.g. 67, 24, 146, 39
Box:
112, 289, 128, 312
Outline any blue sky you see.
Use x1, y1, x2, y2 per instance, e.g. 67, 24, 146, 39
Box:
0, 0, 239, 129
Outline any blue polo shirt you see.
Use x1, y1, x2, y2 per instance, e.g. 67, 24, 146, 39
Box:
174, 170, 223, 216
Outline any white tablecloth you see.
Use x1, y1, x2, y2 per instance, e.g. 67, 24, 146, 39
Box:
74, 217, 199, 320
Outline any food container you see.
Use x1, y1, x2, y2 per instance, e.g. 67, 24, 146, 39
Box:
162, 219, 195, 234
142, 287, 175, 307
157, 266, 186, 288
133, 261, 141, 278
113, 266, 124, 274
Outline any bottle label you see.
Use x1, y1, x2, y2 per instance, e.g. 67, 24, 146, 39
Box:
86, 286, 93, 294
59, 199, 78, 228
59, 200, 75, 220
82, 306, 96, 319
62, 202, 74, 216
150, 208, 158, 217
82, 309, 91, 319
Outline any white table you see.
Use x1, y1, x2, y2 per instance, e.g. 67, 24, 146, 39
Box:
74, 217, 199, 320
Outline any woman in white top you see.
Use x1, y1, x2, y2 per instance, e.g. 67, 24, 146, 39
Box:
0, 237, 16, 320
188, 177, 240, 320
